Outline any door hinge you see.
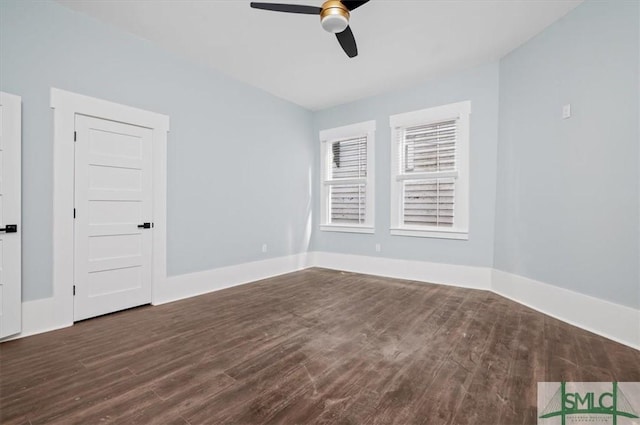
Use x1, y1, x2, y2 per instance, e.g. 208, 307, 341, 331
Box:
73, 208, 76, 219
73, 285, 76, 296
74, 131, 77, 142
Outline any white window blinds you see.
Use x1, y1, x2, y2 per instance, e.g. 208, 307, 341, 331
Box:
331, 136, 367, 179
403, 178, 454, 227
403, 120, 456, 173
390, 101, 470, 239
328, 136, 367, 224
320, 120, 375, 232
398, 120, 459, 228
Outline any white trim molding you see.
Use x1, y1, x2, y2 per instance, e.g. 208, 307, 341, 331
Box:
309, 251, 492, 290
50, 88, 169, 327
2, 297, 61, 341
0, 91, 22, 339
155, 253, 311, 305
319, 120, 376, 142
7, 249, 638, 351
389, 228, 469, 240
492, 269, 640, 350
6, 253, 312, 340
389, 101, 471, 240
319, 225, 374, 234
319, 120, 376, 232
311, 252, 639, 350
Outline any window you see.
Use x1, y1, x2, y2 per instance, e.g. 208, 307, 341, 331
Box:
390, 101, 470, 239
320, 120, 375, 233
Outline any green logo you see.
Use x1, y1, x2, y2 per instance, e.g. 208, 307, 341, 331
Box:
539, 382, 639, 425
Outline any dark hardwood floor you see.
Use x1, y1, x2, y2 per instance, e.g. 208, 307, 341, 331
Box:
1, 268, 638, 424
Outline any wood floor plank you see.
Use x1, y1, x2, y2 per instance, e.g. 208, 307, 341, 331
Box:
496, 305, 543, 425
1, 268, 638, 424
1, 367, 134, 421
366, 291, 481, 425
47, 389, 162, 425
449, 297, 531, 425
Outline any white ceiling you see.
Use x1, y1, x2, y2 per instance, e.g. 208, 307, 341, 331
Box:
56, 0, 582, 111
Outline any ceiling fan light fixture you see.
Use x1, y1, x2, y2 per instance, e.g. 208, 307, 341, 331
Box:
320, 0, 350, 33
249, 0, 369, 58
321, 14, 349, 33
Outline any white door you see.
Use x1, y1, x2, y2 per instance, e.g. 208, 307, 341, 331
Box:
74, 114, 153, 321
0, 92, 22, 338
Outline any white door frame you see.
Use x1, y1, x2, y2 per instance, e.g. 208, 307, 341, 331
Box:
51, 88, 169, 325
0, 91, 22, 338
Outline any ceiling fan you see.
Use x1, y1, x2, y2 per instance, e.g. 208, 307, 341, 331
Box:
250, 1, 370, 58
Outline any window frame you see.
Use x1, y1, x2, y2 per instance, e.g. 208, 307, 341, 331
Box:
319, 120, 376, 234
389, 101, 471, 240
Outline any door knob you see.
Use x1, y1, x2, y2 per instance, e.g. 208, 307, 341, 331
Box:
137, 222, 152, 229
0, 224, 17, 233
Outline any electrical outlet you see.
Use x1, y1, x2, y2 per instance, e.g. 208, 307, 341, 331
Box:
562, 104, 571, 119
262, 243, 267, 253
375, 243, 381, 252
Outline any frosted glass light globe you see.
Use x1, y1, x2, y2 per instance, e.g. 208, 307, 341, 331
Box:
321, 14, 348, 33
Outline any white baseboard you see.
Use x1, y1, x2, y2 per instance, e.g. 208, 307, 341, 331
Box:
492, 269, 640, 350
1, 296, 71, 342
3, 253, 311, 342
154, 252, 312, 305
311, 252, 639, 350
309, 251, 492, 290
5, 251, 639, 351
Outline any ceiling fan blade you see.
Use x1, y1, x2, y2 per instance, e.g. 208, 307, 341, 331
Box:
250, 2, 322, 14
336, 26, 358, 58
340, 0, 370, 11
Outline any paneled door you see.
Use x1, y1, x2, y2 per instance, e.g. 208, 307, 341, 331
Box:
0, 92, 22, 338
74, 115, 153, 321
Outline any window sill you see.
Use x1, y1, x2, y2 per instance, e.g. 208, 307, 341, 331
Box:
390, 228, 468, 240
320, 225, 374, 234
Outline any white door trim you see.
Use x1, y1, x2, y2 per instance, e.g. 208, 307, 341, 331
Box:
51, 88, 169, 326
0, 91, 22, 338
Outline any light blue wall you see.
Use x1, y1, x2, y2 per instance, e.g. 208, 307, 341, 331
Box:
0, 0, 315, 301
494, 0, 640, 308
312, 63, 500, 267
2, 0, 637, 309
